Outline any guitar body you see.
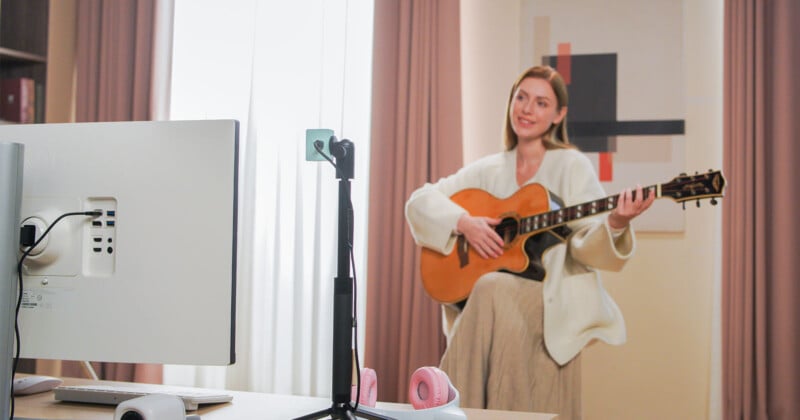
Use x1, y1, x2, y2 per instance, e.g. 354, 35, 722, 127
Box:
420, 183, 551, 304
418, 170, 727, 305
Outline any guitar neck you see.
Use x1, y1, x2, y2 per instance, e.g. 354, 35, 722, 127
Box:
518, 184, 660, 234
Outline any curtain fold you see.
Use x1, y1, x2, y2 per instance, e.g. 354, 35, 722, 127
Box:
366, 0, 462, 403
75, 0, 154, 122
723, 0, 800, 418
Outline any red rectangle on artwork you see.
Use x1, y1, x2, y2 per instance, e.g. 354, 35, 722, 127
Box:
557, 43, 571, 84
599, 152, 613, 182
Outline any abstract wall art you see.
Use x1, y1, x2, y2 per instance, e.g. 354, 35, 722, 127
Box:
522, 0, 687, 231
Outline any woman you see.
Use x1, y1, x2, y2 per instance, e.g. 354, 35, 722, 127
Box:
404, 65, 654, 418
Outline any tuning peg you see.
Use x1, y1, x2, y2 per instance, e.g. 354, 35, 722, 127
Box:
711, 198, 718, 205
682, 202, 686, 210
696, 200, 701, 208
680, 172, 687, 176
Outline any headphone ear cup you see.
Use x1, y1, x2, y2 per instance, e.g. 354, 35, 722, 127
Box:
351, 367, 378, 407
408, 366, 451, 409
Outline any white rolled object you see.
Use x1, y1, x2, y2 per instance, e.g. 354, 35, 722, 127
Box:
113, 394, 186, 420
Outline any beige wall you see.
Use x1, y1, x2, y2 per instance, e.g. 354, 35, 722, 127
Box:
460, 1, 723, 419
460, 1, 521, 162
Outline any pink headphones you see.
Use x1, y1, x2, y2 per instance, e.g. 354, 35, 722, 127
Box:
352, 366, 455, 410
352, 367, 379, 407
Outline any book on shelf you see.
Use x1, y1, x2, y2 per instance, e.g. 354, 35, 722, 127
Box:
1, 77, 36, 123
35, 83, 45, 123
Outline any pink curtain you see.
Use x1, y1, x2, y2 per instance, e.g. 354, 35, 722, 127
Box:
723, 0, 800, 418
60, 0, 161, 383
75, 0, 153, 122
366, 0, 463, 403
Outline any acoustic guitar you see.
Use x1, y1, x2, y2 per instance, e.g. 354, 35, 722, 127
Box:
419, 170, 727, 304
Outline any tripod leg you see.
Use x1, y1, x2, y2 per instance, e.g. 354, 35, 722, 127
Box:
352, 407, 395, 420
293, 406, 334, 420
294, 405, 396, 420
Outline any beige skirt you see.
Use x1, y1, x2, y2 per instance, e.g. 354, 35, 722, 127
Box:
439, 272, 582, 419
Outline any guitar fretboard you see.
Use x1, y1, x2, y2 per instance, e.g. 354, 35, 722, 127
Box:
517, 184, 660, 234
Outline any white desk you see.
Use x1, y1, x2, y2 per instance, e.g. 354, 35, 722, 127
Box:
14, 377, 558, 419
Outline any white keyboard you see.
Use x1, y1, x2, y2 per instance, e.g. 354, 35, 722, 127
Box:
53, 384, 233, 411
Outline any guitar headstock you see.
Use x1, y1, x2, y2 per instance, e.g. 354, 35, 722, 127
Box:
661, 170, 726, 204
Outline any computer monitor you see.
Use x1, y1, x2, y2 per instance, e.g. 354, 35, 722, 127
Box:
0, 119, 238, 366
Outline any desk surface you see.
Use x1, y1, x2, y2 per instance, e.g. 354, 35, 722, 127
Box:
14, 377, 557, 420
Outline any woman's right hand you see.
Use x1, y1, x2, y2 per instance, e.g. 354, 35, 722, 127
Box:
456, 214, 505, 259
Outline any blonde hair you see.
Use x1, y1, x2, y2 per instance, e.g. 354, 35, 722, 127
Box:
502, 65, 573, 151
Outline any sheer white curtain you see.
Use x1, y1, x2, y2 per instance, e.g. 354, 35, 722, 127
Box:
163, 0, 374, 397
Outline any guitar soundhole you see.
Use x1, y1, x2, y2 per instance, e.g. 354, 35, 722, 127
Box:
495, 218, 519, 247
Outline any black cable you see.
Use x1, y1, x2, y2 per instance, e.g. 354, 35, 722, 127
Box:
347, 200, 361, 412
350, 241, 361, 412
10, 210, 101, 420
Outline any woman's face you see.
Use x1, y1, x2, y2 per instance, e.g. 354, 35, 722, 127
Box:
509, 77, 566, 143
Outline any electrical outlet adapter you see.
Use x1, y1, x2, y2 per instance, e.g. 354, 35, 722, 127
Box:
305, 128, 334, 161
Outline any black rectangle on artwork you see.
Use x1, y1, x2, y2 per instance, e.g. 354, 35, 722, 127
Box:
568, 120, 685, 137
544, 54, 618, 122
571, 136, 617, 153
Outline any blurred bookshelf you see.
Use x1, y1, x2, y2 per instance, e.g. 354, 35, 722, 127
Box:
0, 0, 49, 124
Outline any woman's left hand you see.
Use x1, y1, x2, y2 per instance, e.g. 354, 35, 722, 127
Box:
608, 184, 656, 230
